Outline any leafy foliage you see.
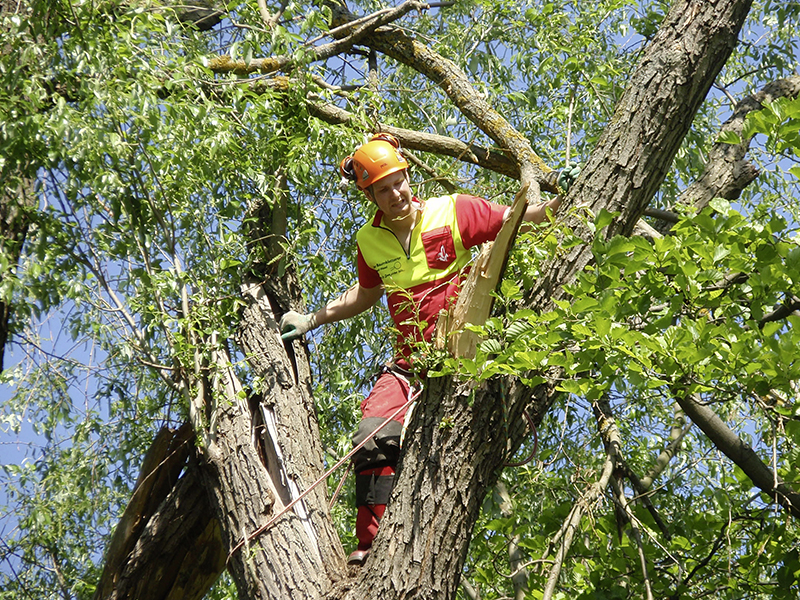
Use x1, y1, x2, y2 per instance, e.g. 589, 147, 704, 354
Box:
0, 1, 799, 599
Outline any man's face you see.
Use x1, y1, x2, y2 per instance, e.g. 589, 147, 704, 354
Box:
367, 170, 413, 221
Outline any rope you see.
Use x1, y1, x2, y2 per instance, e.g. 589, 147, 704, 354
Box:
503, 410, 539, 468
329, 462, 351, 509
227, 389, 421, 563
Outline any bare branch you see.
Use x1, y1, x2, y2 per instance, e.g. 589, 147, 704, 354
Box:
542, 452, 615, 600
675, 74, 800, 215
675, 390, 800, 519
639, 404, 691, 491
594, 400, 655, 599
255, 0, 287, 29
609, 475, 655, 600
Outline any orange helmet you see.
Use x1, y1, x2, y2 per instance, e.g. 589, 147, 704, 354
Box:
340, 133, 409, 190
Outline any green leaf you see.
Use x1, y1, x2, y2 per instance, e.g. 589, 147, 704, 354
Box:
594, 208, 618, 232
708, 197, 731, 214
716, 130, 742, 145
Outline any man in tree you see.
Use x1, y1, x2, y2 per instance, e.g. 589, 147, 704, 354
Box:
280, 133, 577, 565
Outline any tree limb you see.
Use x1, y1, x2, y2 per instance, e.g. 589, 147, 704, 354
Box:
93, 427, 225, 600
304, 99, 521, 178
675, 391, 800, 519
172, 0, 224, 30
327, 0, 556, 195
525, 0, 754, 312
677, 74, 800, 214
496, 481, 529, 600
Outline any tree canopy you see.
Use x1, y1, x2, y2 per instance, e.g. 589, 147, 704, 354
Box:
1, 1, 799, 599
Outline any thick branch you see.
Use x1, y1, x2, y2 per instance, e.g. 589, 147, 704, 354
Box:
306, 100, 520, 179
678, 74, 800, 213
676, 391, 800, 518
173, 0, 224, 30
93, 427, 225, 600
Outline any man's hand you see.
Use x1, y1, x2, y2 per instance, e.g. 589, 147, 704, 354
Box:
557, 163, 581, 193
280, 311, 317, 341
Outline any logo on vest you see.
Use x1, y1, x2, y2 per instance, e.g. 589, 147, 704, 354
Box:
436, 244, 450, 263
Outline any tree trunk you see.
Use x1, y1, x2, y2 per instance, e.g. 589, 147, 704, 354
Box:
192, 274, 349, 599
0, 179, 33, 371
528, 0, 754, 309
341, 375, 547, 599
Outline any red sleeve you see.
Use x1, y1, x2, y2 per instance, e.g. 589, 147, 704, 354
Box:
455, 194, 507, 248
357, 243, 382, 288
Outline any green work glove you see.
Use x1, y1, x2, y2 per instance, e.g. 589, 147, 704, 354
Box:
557, 162, 581, 193
280, 310, 317, 341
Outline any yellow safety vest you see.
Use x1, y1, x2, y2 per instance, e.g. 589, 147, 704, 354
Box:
357, 193, 505, 360
356, 194, 469, 293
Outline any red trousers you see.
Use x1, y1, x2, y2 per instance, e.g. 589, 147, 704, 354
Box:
352, 370, 414, 549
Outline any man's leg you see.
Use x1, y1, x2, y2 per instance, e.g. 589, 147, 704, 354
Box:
349, 371, 411, 565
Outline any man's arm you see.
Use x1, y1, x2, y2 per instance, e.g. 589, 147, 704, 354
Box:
517, 162, 582, 225
522, 196, 562, 225
314, 283, 384, 326
280, 283, 384, 341
519, 162, 580, 224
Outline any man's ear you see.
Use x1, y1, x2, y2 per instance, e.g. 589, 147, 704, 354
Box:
363, 187, 375, 203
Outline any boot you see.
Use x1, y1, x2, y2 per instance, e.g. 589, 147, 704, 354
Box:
348, 503, 387, 565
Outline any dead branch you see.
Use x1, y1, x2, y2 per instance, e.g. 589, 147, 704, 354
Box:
641, 403, 691, 501
496, 481, 529, 600
594, 400, 654, 600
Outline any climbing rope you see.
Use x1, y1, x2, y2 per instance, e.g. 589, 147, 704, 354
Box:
503, 410, 539, 468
